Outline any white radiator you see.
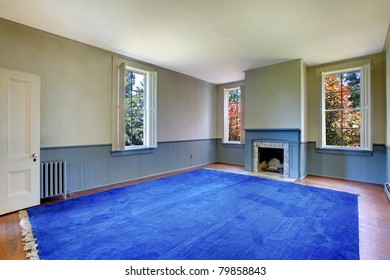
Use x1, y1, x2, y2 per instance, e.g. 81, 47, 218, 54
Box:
385, 182, 390, 202
40, 160, 68, 199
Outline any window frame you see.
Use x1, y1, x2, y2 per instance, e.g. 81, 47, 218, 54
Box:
112, 57, 157, 153
223, 86, 243, 144
320, 62, 371, 151
123, 67, 147, 148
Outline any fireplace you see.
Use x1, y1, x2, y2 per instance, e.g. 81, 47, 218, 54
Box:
245, 129, 300, 179
253, 141, 289, 176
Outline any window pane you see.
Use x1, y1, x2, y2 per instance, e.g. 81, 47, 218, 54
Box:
324, 69, 362, 148
325, 111, 342, 129
343, 128, 360, 147
325, 110, 361, 147
228, 89, 241, 142
325, 71, 361, 110
324, 74, 341, 93
324, 74, 342, 110
325, 110, 342, 146
125, 70, 145, 147
341, 71, 360, 109
343, 110, 361, 129
326, 128, 342, 146
325, 92, 342, 109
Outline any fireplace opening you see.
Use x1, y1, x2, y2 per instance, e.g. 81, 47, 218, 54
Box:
259, 148, 284, 173
253, 141, 289, 177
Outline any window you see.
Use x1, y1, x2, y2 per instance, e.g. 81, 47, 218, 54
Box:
321, 63, 371, 150
224, 87, 242, 143
112, 59, 157, 152
124, 69, 146, 147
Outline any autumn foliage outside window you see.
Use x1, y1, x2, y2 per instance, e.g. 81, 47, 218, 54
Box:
323, 70, 361, 147
226, 88, 241, 142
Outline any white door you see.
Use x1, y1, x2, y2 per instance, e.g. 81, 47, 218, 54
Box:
0, 68, 40, 215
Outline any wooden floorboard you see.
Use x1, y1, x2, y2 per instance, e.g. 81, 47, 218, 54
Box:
0, 163, 389, 260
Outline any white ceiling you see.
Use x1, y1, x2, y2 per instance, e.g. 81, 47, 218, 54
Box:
0, 0, 389, 84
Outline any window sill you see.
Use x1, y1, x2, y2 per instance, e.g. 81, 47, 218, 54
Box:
315, 147, 373, 156
111, 147, 156, 157
222, 142, 245, 148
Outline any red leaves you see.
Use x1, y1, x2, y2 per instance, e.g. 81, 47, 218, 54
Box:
228, 102, 241, 142
324, 73, 361, 147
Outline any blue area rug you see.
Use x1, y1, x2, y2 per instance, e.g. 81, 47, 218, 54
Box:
25, 168, 359, 260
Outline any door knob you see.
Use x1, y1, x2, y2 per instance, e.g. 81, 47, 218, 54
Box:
31, 153, 38, 162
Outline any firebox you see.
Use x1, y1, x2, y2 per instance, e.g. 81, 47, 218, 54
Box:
253, 141, 289, 177
259, 147, 284, 173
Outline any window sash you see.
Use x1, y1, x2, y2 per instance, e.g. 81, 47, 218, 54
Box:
223, 87, 242, 144
112, 60, 157, 152
321, 63, 371, 151
124, 69, 146, 148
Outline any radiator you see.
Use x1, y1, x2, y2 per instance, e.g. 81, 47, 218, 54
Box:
385, 182, 390, 202
40, 160, 68, 199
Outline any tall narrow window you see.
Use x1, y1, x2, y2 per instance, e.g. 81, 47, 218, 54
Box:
125, 69, 145, 147
321, 63, 371, 150
112, 60, 157, 152
224, 87, 241, 143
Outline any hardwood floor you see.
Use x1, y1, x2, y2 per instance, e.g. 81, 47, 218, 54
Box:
1, 163, 389, 260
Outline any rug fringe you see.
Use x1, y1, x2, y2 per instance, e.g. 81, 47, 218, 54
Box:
18, 210, 40, 260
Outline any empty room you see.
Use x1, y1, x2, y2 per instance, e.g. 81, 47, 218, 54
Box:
0, 0, 389, 272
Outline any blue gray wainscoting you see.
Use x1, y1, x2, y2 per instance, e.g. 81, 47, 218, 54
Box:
40, 139, 218, 193
216, 140, 245, 166
40, 138, 388, 194
306, 142, 387, 185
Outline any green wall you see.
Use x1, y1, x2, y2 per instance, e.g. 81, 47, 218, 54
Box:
306, 53, 387, 145
0, 18, 217, 148
1, 17, 388, 186
244, 59, 304, 130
